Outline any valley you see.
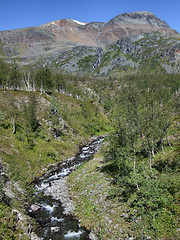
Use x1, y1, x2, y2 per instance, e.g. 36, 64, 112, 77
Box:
0, 11, 179, 240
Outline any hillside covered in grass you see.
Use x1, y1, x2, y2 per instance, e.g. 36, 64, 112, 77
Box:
0, 81, 109, 238
0, 54, 179, 239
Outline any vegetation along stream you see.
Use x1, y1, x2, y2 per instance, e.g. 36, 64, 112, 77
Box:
28, 137, 104, 240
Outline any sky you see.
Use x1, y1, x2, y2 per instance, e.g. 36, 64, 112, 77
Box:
0, 0, 179, 33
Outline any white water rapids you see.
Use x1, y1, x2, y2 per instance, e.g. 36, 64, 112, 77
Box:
28, 137, 104, 240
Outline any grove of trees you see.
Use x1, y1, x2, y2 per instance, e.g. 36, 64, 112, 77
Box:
103, 73, 179, 238
0, 59, 86, 97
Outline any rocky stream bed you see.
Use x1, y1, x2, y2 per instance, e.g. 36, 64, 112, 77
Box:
28, 137, 104, 240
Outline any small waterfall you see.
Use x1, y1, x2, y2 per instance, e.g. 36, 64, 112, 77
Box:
93, 48, 102, 69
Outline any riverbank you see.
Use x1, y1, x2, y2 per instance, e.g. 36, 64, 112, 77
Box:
26, 136, 104, 239
68, 152, 138, 240
1, 136, 105, 239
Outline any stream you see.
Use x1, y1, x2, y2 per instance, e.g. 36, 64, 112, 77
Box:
28, 137, 104, 240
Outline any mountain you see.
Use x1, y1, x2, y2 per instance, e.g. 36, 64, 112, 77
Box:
0, 12, 180, 240
0, 11, 179, 74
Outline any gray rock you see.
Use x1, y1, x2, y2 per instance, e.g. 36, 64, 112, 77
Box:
120, 213, 129, 218
43, 178, 75, 215
51, 227, 60, 232
89, 232, 98, 240
30, 232, 43, 240
30, 204, 41, 212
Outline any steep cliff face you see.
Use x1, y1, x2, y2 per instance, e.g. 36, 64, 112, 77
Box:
0, 11, 178, 62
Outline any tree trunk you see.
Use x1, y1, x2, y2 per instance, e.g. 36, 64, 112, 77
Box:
152, 139, 155, 157
23, 71, 31, 91
33, 79, 36, 91
133, 145, 136, 172
40, 81, 44, 94
133, 158, 136, 172
147, 138, 152, 170
166, 134, 173, 149
11, 117, 16, 134
161, 141, 166, 154
149, 150, 152, 170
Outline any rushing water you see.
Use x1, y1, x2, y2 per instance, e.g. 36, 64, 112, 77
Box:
28, 137, 104, 240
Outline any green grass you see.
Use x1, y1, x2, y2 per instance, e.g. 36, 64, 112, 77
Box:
68, 132, 180, 239
78, 55, 96, 70
68, 153, 136, 239
0, 89, 109, 185
0, 201, 29, 240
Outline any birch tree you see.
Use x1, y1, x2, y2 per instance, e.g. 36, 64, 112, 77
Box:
7, 95, 19, 134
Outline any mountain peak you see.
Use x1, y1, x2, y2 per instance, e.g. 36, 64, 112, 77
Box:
131, 11, 154, 15
109, 11, 170, 28
0, 11, 178, 63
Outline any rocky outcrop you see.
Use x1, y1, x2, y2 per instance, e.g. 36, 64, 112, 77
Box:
113, 33, 180, 72
47, 32, 180, 74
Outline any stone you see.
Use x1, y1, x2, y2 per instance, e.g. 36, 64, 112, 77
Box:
89, 232, 98, 240
43, 178, 75, 215
120, 213, 129, 218
30, 204, 41, 211
51, 227, 60, 232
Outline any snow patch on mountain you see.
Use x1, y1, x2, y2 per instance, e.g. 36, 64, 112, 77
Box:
71, 19, 87, 25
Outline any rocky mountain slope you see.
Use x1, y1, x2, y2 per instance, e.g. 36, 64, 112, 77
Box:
0, 12, 178, 61
0, 11, 180, 75
45, 33, 180, 75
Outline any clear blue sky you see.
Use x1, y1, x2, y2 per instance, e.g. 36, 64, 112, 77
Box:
0, 0, 179, 33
